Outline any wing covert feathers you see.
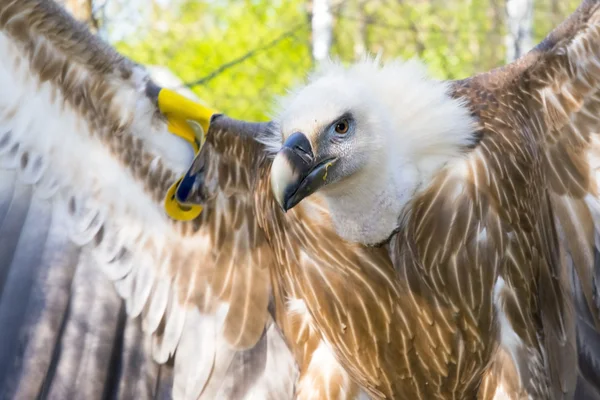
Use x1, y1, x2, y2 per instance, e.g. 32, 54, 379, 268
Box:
0, 1, 296, 399
445, 0, 600, 397
528, 1, 600, 396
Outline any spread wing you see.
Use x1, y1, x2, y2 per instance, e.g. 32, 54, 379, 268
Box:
458, 0, 600, 397
0, 1, 296, 399
524, 1, 600, 397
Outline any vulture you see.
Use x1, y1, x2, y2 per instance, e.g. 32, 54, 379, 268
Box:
179, 0, 600, 399
1, 2, 600, 400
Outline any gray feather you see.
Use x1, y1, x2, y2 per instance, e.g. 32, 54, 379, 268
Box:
569, 244, 600, 398
0, 144, 298, 400
0, 177, 176, 399
0, 2, 299, 396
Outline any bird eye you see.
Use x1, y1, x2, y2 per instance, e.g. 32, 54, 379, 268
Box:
334, 119, 349, 134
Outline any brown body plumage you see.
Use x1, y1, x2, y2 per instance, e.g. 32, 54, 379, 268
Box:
181, 1, 600, 398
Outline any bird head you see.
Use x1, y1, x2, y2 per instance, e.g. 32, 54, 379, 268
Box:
271, 59, 392, 211
270, 58, 477, 243
270, 60, 389, 212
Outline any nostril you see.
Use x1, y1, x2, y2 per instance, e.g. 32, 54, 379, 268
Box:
294, 144, 311, 157
285, 132, 314, 162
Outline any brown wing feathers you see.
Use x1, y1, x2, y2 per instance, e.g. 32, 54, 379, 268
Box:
0, 1, 297, 399
449, 1, 600, 397
173, 2, 600, 398
191, 117, 274, 350
519, 1, 600, 395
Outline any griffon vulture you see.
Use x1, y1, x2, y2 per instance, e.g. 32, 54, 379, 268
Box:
2, 1, 600, 400
177, 1, 600, 399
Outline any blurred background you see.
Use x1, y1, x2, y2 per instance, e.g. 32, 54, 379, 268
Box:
57, 0, 581, 121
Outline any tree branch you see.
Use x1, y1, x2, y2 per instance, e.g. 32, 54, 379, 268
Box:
181, 24, 306, 88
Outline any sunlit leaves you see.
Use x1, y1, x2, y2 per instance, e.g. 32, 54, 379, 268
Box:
115, 0, 584, 120
116, 0, 312, 121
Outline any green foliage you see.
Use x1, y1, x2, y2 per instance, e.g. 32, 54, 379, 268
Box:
114, 0, 584, 121
331, 0, 506, 80
116, 0, 312, 121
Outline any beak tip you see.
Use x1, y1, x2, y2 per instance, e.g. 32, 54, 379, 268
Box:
273, 193, 289, 213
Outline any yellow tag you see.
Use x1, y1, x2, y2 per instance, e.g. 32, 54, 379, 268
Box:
157, 88, 217, 221
164, 177, 204, 221
158, 88, 217, 134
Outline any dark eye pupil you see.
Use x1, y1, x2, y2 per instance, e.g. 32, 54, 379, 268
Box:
335, 120, 348, 134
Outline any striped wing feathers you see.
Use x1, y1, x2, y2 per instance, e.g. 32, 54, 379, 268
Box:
0, 1, 295, 399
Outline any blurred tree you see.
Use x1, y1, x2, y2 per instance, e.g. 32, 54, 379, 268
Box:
55, 0, 98, 31
113, 0, 585, 121
310, 0, 334, 64
533, 0, 581, 40
505, 0, 534, 62
116, 0, 312, 121
331, 0, 508, 79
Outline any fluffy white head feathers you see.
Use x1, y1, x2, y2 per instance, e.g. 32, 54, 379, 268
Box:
270, 57, 477, 244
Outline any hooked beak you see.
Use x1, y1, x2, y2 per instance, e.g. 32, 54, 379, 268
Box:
270, 132, 337, 212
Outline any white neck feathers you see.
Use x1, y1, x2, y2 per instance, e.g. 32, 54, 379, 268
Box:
314, 58, 477, 245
